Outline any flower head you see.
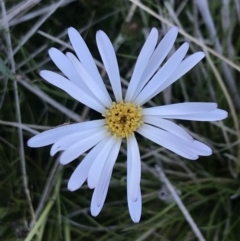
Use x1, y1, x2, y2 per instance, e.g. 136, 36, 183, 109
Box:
104, 101, 143, 138
28, 27, 227, 223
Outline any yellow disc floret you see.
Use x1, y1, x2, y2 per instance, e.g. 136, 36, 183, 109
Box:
104, 101, 143, 138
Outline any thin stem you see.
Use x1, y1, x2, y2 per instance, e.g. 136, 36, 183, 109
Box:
25, 173, 62, 241
0, 0, 36, 226
155, 164, 206, 241
129, 0, 240, 73
29, 158, 62, 228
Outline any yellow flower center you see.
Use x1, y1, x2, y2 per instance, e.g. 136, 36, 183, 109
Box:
104, 101, 143, 138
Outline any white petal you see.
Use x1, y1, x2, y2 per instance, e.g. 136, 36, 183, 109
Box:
190, 141, 212, 156
125, 28, 158, 102
135, 43, 189, 105
143, 116, 213, 156
60, 129, 107, 165
68, 138, 108, 191
151, 52, 205, 97
94, 140, 121, 206
40, 70, 105, 113
87, 136, 116, 189
48, 48, 91, 93
27, 120, 105, 147
50, 127, 103, 156
67, 27, 110, 100
96, 30, 122, 101
137, 124, 198, 160
91, 172, 111, 217
154, 109, 228, 121
127, 136, 132, 180
127, 135, 141, 201
127, 186, 142, 223
143, 116, 193, 141
143, 102, 217, 116
127, 145, 142, 223
132, 26, 178, 100
66, 52, 112, 107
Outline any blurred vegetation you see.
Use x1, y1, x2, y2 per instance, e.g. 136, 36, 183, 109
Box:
0, 0, 240, 240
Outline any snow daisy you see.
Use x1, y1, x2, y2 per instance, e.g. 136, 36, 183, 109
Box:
28, 26, 227, 223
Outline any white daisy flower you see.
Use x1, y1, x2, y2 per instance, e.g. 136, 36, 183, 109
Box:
28, 27, 228, 223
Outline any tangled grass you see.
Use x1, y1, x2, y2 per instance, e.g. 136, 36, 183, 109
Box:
0, 0, 240, 240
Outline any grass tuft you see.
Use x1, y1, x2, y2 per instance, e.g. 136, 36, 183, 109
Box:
0, 0, 239, 240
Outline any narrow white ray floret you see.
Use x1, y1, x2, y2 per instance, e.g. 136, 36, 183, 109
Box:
28, 26, 228, 223
129, 26, 179, 101
125, 27, 159, 102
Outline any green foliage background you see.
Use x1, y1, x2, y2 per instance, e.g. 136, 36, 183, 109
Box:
0, 0, 240, 240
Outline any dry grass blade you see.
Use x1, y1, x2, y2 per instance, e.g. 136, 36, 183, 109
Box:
0, 120, 39, 134
0, 0, 237, 240
17, 77, 83, 122
155, 165, 206, 241
8, 0, 75, 27
0, 0, 40, 25
0, 0, 36, 227
194, 0, 240, 109
129, 0, 240, 72
12, 0, 69, 56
